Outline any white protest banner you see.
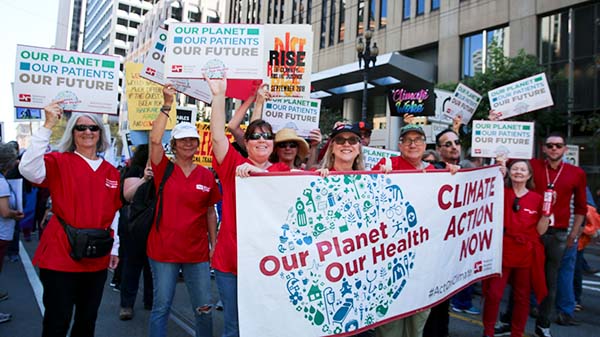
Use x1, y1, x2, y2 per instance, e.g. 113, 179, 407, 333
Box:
488, 73, 553, 120
362, 146, 400, 170
263, 98, 320, 138
142, 27, 212, 103
565, 145, 579, 166
264, 24, 312, 98
238, 168, 503, 336
165, 23, 264, 80
471, 120, 534, 159
443, 83, 482, 123
14, 45, 119, 114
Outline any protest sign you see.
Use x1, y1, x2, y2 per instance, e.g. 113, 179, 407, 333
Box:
388, 82, 435, 117
238, 167, 503, 336
13, 45, 119, 114
471, 120, 534, 159
125, 63, 176, 131
565, 145, 579, 166
165, 23, 264, 80
443, 83, 482, 123
262, 98, 320, 138
15, 107, 42, 121
362, 146, 400, 169
141, 27, 212, 103
264, 24, 312, 98
488, 73, 553, 119
193, 122, 245, 167
176, 106, 197, 125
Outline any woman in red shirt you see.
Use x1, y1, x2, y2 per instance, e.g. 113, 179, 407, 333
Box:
482, 159, 550, 337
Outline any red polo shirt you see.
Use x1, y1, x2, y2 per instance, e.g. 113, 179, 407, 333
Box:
372, 156, 437, 171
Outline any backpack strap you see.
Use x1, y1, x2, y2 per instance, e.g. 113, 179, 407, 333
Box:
155, 161, 174, 231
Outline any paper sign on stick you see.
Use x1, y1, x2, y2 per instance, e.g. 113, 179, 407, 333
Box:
443, 83, 482, 123
471, 120, 535, 159
488, 73, 553, 120
142, 27, 212, 103
565, 145, 579, 166
263, 24, 312, 98
13, 45, 119, 114
237, 168, 503, 336
262, 98, 320, 138
362, 146, 400, 170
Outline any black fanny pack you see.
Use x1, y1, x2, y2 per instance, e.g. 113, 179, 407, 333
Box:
57, 216, 114, 261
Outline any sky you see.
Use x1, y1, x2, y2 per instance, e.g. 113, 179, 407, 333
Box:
0, 0, 59, 142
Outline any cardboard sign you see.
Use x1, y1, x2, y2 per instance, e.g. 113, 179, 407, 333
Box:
471, 120, 535, 159
15, 107, 42, 121
488, 73, 553, 119
388, 82, 435, 117
13, 45, 119, 114
443, 83, 482, 123
565, 145, 579, 166
262, 98, 320, 138
141, 27, 212, 103
264, 24, 312, 98
237, 168, 503, 336
165, 23, 264, 80
362, 146, 400, 169
193, 122, 244, 167
125, 63, 176, 131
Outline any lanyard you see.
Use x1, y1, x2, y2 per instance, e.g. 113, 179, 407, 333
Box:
545, 161, 564, 189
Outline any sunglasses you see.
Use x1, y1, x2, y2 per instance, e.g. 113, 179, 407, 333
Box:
545, 143, 564, 149
512, 197, 521, 212
333, 136, 360, 145
400, 137, 425, 146
441, 139, 461, 148
247, 132, 274, 140
276, 141, 298, 149
74, 124, 100, 132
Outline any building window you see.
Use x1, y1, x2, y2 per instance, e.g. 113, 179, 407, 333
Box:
292, 0, 297, 23
431, 0, 439, 11
279, 0, 285, 23
368, 0, 375, 30
187, 6, 201, 22
416, 0, 425, 16
307, 0, 312, 23
299, 0, 305, 23
461, 26, 509, 78
320, 0, 327, 48
403, 0, 410, 20
357, 0, 365, 36
338, 0, 345, 42
115, 47, 126, 56
379, 0, 387, 29
329, 0, 335, 46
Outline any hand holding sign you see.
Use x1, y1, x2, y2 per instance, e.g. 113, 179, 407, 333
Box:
162, 84, 177, 106
205, 73, 227, 97
43, 100, 64, 129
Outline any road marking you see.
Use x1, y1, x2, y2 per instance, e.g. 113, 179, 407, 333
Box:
582, 280, 600, 286
19, 241, 45, 315
449, 311, 532, 337
582, 285, 600, 293
170, 306, 195, 336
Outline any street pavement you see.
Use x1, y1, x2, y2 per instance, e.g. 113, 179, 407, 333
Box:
1, 237, 600, 337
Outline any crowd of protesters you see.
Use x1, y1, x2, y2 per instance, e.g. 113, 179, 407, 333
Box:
0, 80, 597, 337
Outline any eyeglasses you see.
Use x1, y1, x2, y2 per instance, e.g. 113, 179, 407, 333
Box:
400, 137, 425, 146
74, 124, 100, 132
276, 141, 298, 149
333, 136, 360, 145
512, 197, 521, 212
440, 139, 461, 148
545, 143, 564, 149
247, 132, 274, 140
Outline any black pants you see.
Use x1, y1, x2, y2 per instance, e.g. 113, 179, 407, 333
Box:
119, 236, 153, 308
40, 268, 107, 337
423, 299, 449, 337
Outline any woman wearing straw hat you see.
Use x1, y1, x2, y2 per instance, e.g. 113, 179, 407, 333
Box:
270, 128, 310, 170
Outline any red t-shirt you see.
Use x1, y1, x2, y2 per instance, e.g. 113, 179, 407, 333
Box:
33, 152, 122, 272
372, 156, 437, 172
503, 188, 543, 267
148, 154, 221, 263
212, 143, 289, 274
530, 159, 587, 229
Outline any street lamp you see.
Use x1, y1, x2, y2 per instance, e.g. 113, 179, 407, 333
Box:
356, 29, 378, 123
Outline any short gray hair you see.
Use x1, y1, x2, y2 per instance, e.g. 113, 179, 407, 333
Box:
57, 113, 110, 153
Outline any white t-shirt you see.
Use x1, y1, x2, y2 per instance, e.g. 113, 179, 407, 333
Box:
0, 175, 17, 241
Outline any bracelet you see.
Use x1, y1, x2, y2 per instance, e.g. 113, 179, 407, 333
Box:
162, 105, 172, 110
160, 107, 170, 117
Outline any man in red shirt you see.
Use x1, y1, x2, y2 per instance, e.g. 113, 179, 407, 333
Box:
530, 133, 587, 337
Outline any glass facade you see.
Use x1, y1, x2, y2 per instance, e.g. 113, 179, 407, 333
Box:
357, 0, 365, 36
403, 0, 410, 20
379, 0, 387, 29
431, 0, 440, 11
417, 0, 425, 16
461, 26, 509, 78
339, 0, 345, 42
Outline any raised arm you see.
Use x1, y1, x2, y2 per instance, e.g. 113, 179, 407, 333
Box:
250, 84, 270, 122
228, 96, 256, 149
149, 85, 175, 166
207, 77, 229, 164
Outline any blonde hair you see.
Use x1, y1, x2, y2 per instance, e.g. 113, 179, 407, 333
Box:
319, 141, 365, 171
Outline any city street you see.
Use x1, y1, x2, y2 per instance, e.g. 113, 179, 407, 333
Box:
1, 237, 599, 336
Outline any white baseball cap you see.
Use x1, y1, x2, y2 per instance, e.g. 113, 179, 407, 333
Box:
171, 122, 200, 140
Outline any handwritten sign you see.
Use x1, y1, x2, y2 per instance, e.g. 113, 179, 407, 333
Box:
362, 146, 400, 169
165, 23, 264, 80
238, 168, 503, 336
13, 45, 119, 114
193, 122, 245, 167
388, 82, 435, 117
262, 98, 320, 138
471, 120, 534, 159
264, 24, 312, 98
488, 73, 553, 119
125, 63, 176, 131
443, 83, 482, 123
141, 27, 212, 103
